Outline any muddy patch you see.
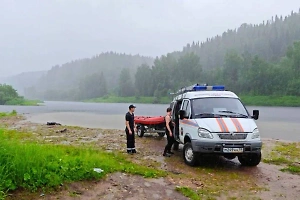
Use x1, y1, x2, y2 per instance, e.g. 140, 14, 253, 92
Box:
8, 173, 187, 200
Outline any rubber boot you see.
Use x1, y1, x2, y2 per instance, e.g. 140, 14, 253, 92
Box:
163, 149, 171, 157
167, 150, 174, 154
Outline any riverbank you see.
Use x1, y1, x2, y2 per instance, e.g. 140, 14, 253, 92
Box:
0, 113, 299, 200
85, 95, 300, 106
85, 96, 171, 104
3, 99, 43, 106
239, 95, 300, 107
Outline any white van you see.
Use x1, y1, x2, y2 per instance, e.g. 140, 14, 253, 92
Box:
170, 84, 262, 166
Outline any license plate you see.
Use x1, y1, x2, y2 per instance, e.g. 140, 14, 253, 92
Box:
223, 148, 243, 153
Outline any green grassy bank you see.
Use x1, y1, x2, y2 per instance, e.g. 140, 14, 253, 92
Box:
0, 110, 17, 119
85, 95, 300, 106
2, 99, 43, 106
0, 128, 165, 199
239, 95, 300, 107
85, 96, 171, 104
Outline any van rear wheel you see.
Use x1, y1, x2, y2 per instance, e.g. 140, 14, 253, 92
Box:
183, 142, 198, 166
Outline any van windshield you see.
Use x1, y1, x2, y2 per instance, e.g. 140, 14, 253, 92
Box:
191, 98, 249, 118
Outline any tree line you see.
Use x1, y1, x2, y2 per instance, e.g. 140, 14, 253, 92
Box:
131, 41, 300, 98
173, 9, 300, 71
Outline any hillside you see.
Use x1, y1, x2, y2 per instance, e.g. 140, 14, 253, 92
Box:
172, 9, 300, 70
0, 71, 46, 96
23, 52, 153, 100
133, 10, 300, 98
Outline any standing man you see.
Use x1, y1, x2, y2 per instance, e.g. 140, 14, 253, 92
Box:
125, 104, 137, 154
163, 107, 175, 157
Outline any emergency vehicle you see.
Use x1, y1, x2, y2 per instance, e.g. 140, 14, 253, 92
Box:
170, 84, 262, 166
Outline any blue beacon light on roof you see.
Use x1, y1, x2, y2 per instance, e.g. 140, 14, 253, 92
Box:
193, 85, 225, 91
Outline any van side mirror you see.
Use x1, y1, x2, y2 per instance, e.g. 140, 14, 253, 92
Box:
252, 110, 259, 120
179, 110, 187, 120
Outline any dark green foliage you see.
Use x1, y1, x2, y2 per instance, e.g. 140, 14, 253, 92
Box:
118, 68, 135, 97
77, 72, 108, 100
135, 41, 300, 97
0, 84, 27, 105
135, 64, 152, 96
178, 11, 300, 70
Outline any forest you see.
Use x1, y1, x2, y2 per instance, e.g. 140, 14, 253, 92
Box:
131, 10, 300, 98
23, 10, 300, 101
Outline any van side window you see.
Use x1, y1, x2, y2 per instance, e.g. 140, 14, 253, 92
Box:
181, 100, 188, 110
181, 100, 191, 118
186, 101, 191, 118
170, 102, 174, 111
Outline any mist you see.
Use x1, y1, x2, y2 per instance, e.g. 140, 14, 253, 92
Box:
0, 0, 299, 77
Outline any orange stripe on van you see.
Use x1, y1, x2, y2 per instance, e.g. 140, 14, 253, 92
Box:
220, 118, 229, 132
230, 118, 240, 132
216, 118, 224, 132
231, 118, 244, 132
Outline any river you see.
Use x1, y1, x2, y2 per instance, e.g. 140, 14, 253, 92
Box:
0, 101, 299, 141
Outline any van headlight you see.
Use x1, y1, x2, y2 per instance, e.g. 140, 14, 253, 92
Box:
198, 128, 213, 139
251, 128, 260, 139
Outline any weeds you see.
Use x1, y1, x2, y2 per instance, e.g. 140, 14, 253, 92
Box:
263, 142, 300, 174
0, 110, 17, 119
175, 187, 200, 200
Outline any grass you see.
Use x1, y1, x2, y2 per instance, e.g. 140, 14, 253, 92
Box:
175, 186, 200, 200
20, 99, 44, 106
0, 128, 166, 199
3, 98, 43, 106
263, 142, 300, 174
239, 95, 300, 107
85, 95, 171, 104
0, 110, 17, 119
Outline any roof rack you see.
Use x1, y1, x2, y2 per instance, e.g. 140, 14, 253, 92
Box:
171, 83, 208, 96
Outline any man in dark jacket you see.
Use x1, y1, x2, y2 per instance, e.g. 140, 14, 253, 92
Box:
125, 104, 137, 154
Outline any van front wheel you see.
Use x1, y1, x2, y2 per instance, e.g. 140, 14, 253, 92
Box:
238, 152, 261, 166
183, 142, 198, 166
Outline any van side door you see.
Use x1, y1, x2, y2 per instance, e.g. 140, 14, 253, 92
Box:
179, 99, 192, 143
171, 100, 181, 140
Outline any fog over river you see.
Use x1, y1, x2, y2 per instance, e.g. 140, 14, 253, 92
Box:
0, 101, 299, 141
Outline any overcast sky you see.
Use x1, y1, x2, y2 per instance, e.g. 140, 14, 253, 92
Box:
0, 0, 299, 77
